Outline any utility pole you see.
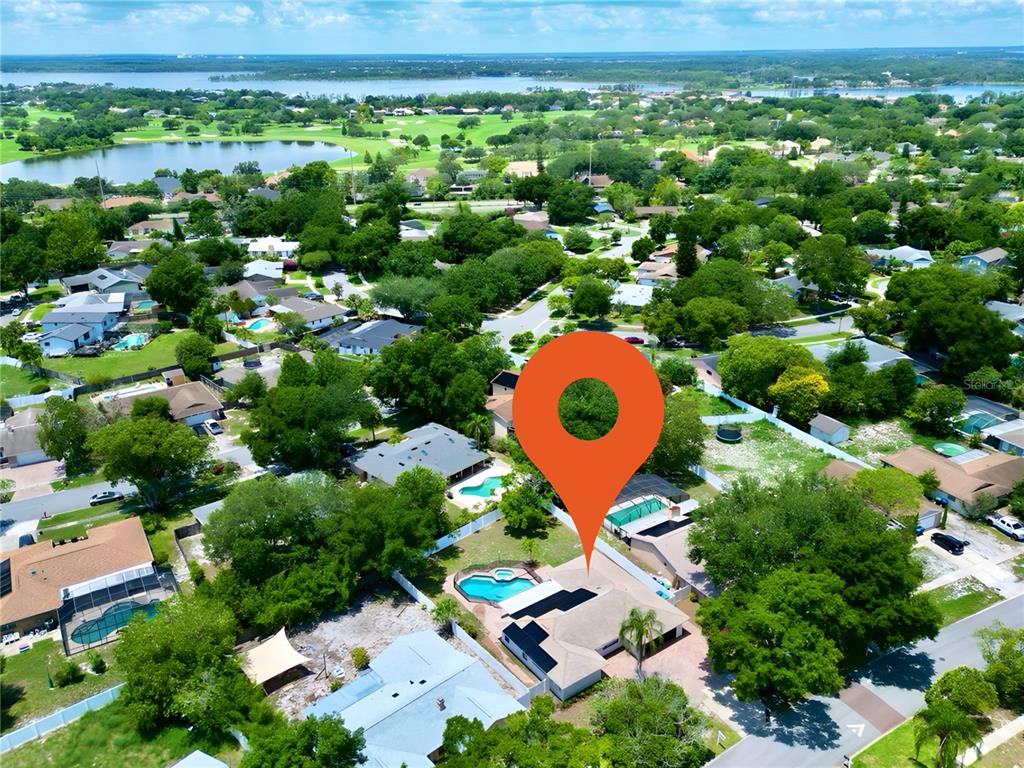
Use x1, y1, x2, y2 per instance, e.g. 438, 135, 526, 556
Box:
588, 142, 593, 182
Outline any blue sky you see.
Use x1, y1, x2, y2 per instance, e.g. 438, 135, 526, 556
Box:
1, 0, 1020, 56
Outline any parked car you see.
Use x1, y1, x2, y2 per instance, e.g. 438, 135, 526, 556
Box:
17, 533, 35, 548
931, 531, 970, 555
985, 513, 1024, 542
623, 336, 645, 345
204, 419, 223, 436
89, 490, 124, 506
302, 291, 324, 301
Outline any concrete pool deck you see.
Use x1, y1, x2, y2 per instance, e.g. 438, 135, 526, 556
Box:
448, 459, 511, 511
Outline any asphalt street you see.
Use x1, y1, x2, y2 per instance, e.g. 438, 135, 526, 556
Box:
708, 595, 1024, 768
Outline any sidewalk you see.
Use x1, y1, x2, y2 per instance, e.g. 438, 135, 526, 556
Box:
963, 713, 1024, 766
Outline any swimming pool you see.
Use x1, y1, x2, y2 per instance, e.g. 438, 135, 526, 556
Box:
248, 318, 274, 331
460, 476, 504, 497
458, 574, 534, 602
69, 600, 160, 645
133, 300, 156, 311
934, 442, 968, 458
607, 497, 667, 527
113, 333, 147, 350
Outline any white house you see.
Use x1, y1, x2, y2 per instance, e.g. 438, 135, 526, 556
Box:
243, 259, 284, 280
247, 236, 299, 259
272, 296, 349, 330
38, 324, 97, 356
39, 306, 120, 355
319, 319, 418, 355
865, 245, 934, 270
0, 408, 50, 467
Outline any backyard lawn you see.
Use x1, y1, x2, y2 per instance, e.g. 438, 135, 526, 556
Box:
43, 333, 237, 381
409, 517, 583, 598
843, 419, 965, 467
0, 365, 60, 399
674, 386, 744, 417
0, 638, 123, 733
2, 701, 201, 768
925, 576, 1003, 626
702, 420, 832, 486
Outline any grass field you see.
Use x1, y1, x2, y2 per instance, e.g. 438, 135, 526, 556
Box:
925, 576, 1003, 626
2, 701, 203, 768
0, 638, 123, 733
852, 718, 935, 768
0, 365, 60, 399
702, 419, 832, 486
43, 333, 236, 381
35, 502, 126, 542
674, 386, 744, 417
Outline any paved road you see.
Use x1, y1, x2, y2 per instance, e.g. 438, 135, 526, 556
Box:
709, 595, 1024, 768
482, 286, 563, 350
0, 442, 255, 526
751, 313, 852, 342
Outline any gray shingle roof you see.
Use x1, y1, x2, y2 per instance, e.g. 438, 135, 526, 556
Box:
352, 422, 486, 484
809, 413, 847, 435
40, 323, 92, 342
321, 319, 418, 352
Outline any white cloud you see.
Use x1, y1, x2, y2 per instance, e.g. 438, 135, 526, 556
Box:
217, 4, 254, 24
127, 3, 211, 26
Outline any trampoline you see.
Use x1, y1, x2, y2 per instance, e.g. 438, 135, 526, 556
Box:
716, 426, 742, 443
607, 497, 666, 527
69, 600, 160, 645
933, 442, 968, 458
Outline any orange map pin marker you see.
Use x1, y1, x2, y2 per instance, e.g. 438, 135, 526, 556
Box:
513, 331, 665, 568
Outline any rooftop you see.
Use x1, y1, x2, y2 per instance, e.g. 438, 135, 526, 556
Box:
0, 517, 153, 623
352, 422, 487, 485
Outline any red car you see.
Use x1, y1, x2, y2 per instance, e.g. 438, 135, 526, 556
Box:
623, 336, 645, 344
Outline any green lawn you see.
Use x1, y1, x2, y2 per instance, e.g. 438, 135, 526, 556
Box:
673, 386, 744, 417
852, 718, 934, 768
0, 638, 123, 733
1012, 554, 1024, 580
925, 576, 1003, 626
35, 503, 127, 542
974, 732, 1024, 767
2, 701, 202, 768
703, 419, 832, 486
408, 517, 583, 598
0, 365, 60, 399
50, 471, 105, 492
43, 333, 236, 382
29, 302, 56, 321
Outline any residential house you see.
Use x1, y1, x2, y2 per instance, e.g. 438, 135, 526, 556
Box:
634, 261, 678, 286
33, 197, 73, 211
167, 191, 221, 205
39, 305, 121, 355
0, 517, 156, 637
808, 338, 913, 372
171, 752, 229, 768
60, 265, 151, 295
351, 422, 488, 485
219, 350, 314, 390
499, 553, 691, 700
243, 259, 284, 281
405, 168, 436, 195
865, 245, 934, 270
318, 318, 418, 355
486, 370, 519, 438
99, 196, 159, 209
985, 301, 1024, 335
38, 324, 98, 356
127, 218, 177, 236
650, 241, 710, 263
505, 160, 539, 177
0, 408, 50, 467
771, 274, 819, 300
106, 240, 167, 260
102, 382, 224, 428
880, 445, 1024, 514
272, 295, 350, 330
960, 247, 1008, 273
214, 278, 295, 309
247, 236, 299, 259
611, 283, 655, 310
981, 419, 1024, 456
513, 210, 550, 232
247, 187, 281, 202
305, 631, 523, 767
809, 413, 850, 445
575, 173, 613, 192
633, 205, 681, 218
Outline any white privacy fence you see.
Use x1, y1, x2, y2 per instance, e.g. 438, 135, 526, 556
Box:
426, 509, 504, 556
0, 684, 124, 754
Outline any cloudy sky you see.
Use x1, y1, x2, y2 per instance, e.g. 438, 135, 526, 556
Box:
1, 0, 1020, 56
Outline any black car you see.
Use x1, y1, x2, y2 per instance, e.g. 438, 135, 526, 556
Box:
931, 531, 969, 555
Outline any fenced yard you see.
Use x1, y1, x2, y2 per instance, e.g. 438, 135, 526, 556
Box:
702, 420, 832, 486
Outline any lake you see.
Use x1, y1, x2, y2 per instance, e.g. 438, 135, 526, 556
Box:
0, 139, 355, 184
746, 83, 1024, 103
0, 71, 624, 98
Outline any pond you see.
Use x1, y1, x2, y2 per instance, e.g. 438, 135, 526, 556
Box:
0, 139, 355, 184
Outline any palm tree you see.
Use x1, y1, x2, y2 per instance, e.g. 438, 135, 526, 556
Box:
618, 607, 664, 680
913, 699, 983, 768
463, 413, 491, 449
431, 596, 461, 636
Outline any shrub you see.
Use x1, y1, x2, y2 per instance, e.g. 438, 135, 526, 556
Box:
29, 382, 51, 394
658, 356, 697, 386
350, 646, 370, 669
51, 655, 85, 687
87, 651, 107, 674
187, 560, 206, 585
509, 331, 534, 351
329, 677, 344, 692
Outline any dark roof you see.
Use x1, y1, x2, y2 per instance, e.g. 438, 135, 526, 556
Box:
509, 588, 596, 620
249, 187, 281, 201
320, 319, 418, 352
40, 323, 92, 342
614, 474, 687, 505
502, 622, 556, 673
490, 370, 520, 390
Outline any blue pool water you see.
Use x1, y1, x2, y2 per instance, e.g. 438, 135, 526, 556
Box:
458, 574, 534, 602
134, 300, 155, 311
607, 497, 666, 527
249, 318, 273, 330
113, 333, 147, 350
460, 477, 504, 497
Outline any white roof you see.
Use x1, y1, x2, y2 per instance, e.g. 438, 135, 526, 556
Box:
172, 751, 229, 768
866, 245, 933, 265
240, 628, 310, 685
247, 236, 299, 253
611, 283, 655, 307
243, 259, 284, 279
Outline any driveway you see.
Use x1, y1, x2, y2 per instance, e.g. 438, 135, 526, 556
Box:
0, 460, 63, 500
751, 314, 852, 341
709, 595, 1024, 768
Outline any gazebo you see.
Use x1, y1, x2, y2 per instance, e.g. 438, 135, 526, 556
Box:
239, 628, 311, 691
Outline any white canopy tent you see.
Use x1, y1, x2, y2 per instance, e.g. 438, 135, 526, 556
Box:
240, 628, 311, 687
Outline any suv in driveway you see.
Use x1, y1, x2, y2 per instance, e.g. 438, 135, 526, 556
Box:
985, 513, 1024, 542
931, 531, 970, 555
